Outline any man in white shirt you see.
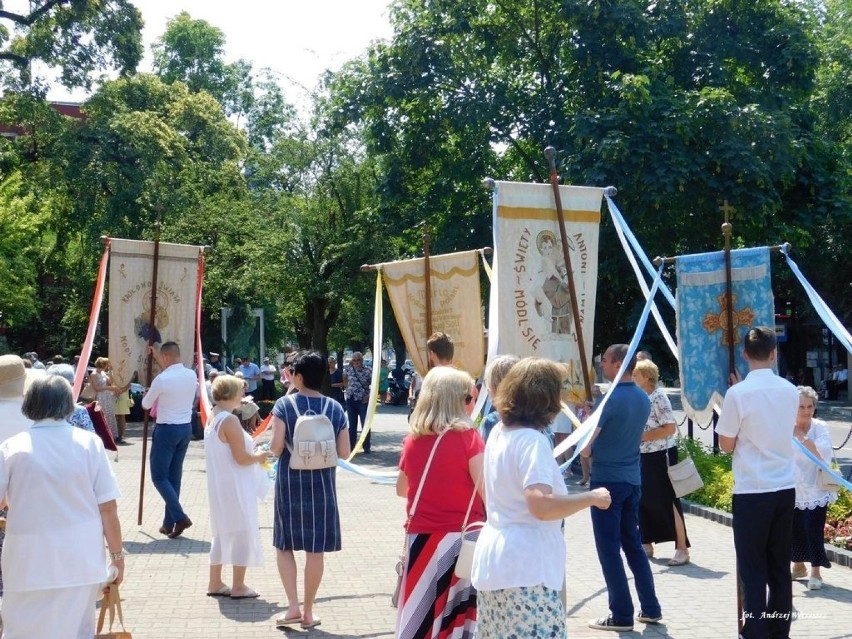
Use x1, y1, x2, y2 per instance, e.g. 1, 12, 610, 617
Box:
715, 327, 798, 639
260, 357, 277, 400
141, 342, 198, 539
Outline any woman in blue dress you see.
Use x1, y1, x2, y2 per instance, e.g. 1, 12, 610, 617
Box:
269, 351, 350, 631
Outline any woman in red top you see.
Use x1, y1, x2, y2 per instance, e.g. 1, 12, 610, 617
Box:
396, 366, 485, 639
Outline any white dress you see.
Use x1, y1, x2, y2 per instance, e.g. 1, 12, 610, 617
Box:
204, 411, 263, 567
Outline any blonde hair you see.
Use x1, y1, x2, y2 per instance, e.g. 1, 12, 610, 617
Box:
483, 355, 519, 395
408, 367, 474, 437
94, 357, 110, 370
634, 359, 660, 386
212, 375, 244, 402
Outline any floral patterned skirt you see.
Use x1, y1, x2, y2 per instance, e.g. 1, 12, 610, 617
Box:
477, 584, 565, 639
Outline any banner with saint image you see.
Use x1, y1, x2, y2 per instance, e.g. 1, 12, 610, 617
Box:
491, 181, 603, 405
382, 251, 485, 377
676, 247, 774, 422
108, 238, 202, 386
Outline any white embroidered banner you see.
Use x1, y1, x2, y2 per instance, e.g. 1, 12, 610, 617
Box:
492, 181, 603, 404
382, 250, 485, 377
108, 239, 201, 386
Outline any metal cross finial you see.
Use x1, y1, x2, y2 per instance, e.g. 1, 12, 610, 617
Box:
719, 200, 735, 224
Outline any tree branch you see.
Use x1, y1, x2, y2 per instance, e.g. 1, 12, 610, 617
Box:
0, 0, 69, 27
0, 51, 30, 66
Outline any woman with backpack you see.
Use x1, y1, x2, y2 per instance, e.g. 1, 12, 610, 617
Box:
268, 351, 350, 630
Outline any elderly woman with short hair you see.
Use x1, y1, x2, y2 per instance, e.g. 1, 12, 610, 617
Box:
480, 355, 519, 442
472, 357, 611, 638
633, 359, 690, 566
0, 375, 124, 639
790, 385, 836, 590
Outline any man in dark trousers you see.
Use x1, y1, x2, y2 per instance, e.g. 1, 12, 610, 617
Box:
142, 342, 198, 539
716, 327, 797, 639
582, 343, 662, 632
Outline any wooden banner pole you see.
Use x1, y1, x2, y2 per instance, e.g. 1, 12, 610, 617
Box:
719, 200, 745, 634
423, 227, 433, 368
544, 146, 593, 403
137, 221, 162, 526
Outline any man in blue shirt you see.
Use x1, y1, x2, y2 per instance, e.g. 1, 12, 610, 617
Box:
582, 343, 662, 632
238, 356, 262, 396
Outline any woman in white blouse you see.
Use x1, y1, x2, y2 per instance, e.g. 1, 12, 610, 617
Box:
471, 357, 611, 638
0, 375, 124, 639
790, 386, 836, 590
634, 359, 690, 566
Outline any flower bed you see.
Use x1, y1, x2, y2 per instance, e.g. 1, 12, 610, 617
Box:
678, 438, 852, 550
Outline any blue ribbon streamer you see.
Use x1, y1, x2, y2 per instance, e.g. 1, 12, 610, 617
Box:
606, 196, 677, 310
557, 264, 667, 471
792, 439, 852, 492
337, 459, 397, 485
781, 245, 852, 354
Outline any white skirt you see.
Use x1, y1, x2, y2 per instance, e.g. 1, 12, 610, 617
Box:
2, 583, 100, 639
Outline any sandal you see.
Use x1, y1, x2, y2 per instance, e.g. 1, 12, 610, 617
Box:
668, 550, 690, 566
275, 613, 302, 628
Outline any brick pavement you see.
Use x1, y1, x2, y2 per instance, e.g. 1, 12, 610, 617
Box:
111, 405, 851, 639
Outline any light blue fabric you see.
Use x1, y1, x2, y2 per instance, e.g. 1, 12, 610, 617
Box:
781, 245, 852, 354
792, 439, 852, 491
606, 196, 677, 310
676, 247, 774, 416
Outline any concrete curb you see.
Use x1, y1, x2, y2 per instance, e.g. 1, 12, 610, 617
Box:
682, 500, 852, 568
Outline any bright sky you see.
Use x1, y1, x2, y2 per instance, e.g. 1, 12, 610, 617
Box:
39, 0, 395, 109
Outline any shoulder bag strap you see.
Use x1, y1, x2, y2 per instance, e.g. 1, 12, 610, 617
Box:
284, 394, 302, 454
460, 462, 483, 530
287, 393, 301, 417
406, 430, 447, 527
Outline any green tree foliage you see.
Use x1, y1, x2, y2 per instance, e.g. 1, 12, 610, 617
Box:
0, 173, 41, 328
0, 0, 143, 91
152, 11, 251, 116
329, 0, 850, 357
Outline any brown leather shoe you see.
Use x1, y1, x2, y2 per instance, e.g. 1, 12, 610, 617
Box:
168, 517, 192, 539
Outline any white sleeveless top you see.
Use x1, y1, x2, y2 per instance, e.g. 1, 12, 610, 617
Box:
203, 411, 263, 567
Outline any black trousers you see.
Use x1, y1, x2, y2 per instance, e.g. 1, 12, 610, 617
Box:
732, 488, 795, 639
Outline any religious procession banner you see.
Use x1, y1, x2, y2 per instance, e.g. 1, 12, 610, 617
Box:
108, 239, 203, 386
676, 247, 774, 422
382, 250, 485, 377
492, 181, 603, 404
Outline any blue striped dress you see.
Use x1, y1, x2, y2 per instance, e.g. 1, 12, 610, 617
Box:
271, 393, 348, 553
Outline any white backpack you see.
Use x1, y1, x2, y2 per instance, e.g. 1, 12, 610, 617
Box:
286, 395, 338, 470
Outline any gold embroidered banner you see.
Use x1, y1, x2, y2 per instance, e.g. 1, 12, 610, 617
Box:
493, 181, 603, 404
382, 251, 485, 377
108, 239, 202, 386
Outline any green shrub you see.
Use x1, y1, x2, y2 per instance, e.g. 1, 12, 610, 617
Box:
676, 438, 733, 512
674, 438, 852, 549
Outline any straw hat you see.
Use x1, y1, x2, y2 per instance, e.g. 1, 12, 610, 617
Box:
0, 355, 27, 399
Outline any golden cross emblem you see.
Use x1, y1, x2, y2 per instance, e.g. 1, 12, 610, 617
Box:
702, 293, 755, 347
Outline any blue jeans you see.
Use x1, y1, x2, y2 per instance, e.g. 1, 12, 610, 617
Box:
346, 398, 369, 451
150, 423, 191, 528
589, 481, 661, 623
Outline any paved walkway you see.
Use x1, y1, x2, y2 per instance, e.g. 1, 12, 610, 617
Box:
111, 405, 851, 639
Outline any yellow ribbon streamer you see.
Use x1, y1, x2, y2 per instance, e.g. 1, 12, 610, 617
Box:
348, 269, 384, 460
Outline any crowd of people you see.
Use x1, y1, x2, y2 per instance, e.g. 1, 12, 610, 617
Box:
0, 325, 843, 637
